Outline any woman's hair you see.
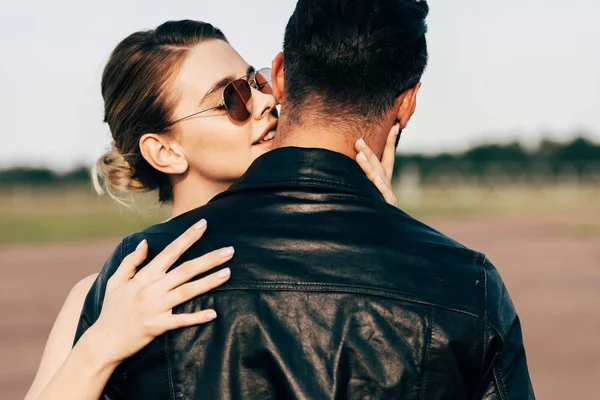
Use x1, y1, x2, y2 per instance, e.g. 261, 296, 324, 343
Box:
92, 20, 228, 204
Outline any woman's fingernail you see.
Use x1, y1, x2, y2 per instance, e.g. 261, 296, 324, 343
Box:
220, 247, 235, 257
376, 175, 385, 185
358, 152, 368, 163
358, 138, 367, 149
206, 311, 217, 320
194, 219, 207, 230
217, 268, 231, 279
136, 239, 147, 252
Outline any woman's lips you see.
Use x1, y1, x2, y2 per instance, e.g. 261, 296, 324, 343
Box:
252, 132, 276, 147
252, 120, 278, 145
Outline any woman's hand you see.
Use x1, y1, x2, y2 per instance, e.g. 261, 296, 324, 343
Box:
89, 219, 232, 366
355, 124, 399, 206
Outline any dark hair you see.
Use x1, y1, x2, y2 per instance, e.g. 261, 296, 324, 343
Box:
283, 0, 429, 126
93, 20, 227, 204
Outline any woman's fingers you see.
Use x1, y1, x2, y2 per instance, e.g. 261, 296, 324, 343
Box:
164, 267, 232, 310
139, 219, 208, 280
381, 124, 400, 178
355, 138, 391, 188
158, 247, 235, 292
107, 240, 148, 290
165, 309, 218, 330
356, 152, 377, 189
355, 135, 398, 206
374, 175, 398, 207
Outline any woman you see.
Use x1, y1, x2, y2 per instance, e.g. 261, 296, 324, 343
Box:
25, 20, 398, 400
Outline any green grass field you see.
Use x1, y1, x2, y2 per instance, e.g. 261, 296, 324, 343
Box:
0, 183, 598, 245
0, 185, 169, 245
397, 183, 600, 219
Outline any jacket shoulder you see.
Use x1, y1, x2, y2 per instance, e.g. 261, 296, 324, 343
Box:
379, 212, 489, 316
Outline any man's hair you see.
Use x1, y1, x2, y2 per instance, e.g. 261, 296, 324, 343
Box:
283, 0, 429, 126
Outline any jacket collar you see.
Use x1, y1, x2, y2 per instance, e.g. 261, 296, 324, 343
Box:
212, 147, 385, 202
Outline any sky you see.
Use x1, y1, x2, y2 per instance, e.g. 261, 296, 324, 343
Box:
1, 0, 599, 170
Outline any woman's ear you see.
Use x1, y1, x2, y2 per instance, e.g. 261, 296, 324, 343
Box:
395, 82, 422, 129
271, 52, 285, 105
139, 133, 189, 175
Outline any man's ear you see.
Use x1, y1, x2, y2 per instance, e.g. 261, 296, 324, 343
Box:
395, 82, 422, 129
139, 133, 189, 175
271, 52, 285, 105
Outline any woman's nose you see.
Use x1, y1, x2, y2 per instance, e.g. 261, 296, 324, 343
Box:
250, 88, 277, 120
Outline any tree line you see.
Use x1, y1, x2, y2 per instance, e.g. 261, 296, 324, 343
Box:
1, 136, 599, 187
394, 137, 600, 182
0, 166, 91, 187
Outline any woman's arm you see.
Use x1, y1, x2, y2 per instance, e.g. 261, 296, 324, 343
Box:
24, 274, 99, 400
25, 219, 232, 400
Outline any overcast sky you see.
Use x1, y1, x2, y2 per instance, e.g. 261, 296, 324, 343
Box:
1, 0, 599, 170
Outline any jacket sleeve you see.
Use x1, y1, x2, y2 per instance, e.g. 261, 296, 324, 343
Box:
477, 259, 535, 400
73, 238, 127, 347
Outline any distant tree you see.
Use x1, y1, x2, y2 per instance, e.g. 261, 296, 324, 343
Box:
394, 136, 600, 181
61, 167, 91, 184
0, 168, 56, 186
463, 142, 529, 163
553, 137, 600, 162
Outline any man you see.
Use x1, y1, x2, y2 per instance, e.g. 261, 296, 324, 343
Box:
77, 0, 534, 398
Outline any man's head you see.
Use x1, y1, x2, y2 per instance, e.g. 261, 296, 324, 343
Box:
272, 0, 429, 151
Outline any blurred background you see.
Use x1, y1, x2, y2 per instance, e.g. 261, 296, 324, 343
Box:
1, 0, 598, 399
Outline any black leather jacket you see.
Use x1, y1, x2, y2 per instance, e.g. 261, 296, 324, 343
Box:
75, 147, 534, 400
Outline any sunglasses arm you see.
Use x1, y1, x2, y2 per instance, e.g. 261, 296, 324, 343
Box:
167, 104, 224, 127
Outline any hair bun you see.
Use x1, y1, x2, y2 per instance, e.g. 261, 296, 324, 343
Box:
92, 144, 146, 204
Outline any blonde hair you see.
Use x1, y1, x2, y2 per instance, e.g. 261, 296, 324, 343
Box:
92, 145, 147, 206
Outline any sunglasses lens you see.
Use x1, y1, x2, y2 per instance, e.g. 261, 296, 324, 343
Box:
255, 68, 273, 95
224, 79, 252, 122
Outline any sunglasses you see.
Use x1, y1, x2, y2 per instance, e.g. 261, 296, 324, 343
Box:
164, 67, 274, 128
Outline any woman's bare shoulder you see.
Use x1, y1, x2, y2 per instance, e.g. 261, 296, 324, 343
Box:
71, 273, 99, 297
52, 273, 99, 343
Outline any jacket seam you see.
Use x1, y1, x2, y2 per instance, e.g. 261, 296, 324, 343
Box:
481, 297, 507, 341
475, 253, 497, 398
164, 333, 176, 400
493, 366, 509, 400
210, 281, 482, 318
478, 255, 508, 342
480, 255, 512, 397
134, 230, 480, 261
481, 253, 489, 374
476, 352, 499, 399
418, 307, 433, 400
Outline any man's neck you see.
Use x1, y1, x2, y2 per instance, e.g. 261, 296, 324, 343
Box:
273, 120, 388, 159
273, 127, 356, 159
